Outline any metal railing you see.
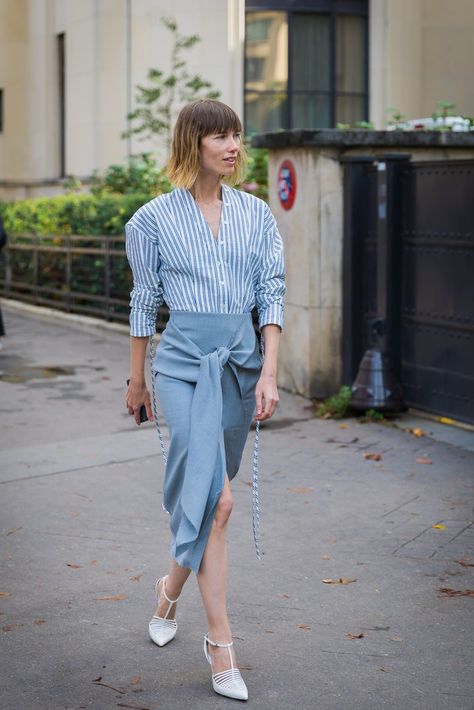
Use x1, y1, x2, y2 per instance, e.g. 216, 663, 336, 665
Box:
0, 233, 169, 329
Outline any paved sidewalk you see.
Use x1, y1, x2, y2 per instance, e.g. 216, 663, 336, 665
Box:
1, 304, 473, 710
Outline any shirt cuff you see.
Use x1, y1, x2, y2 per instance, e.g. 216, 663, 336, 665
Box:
259, 303, 284, 330
129, 312, 157, 337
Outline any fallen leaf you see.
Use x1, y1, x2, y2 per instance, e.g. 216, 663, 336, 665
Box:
432, 524, 447, 530
456, 557, 474, 568
3, 623, 24, 632
416, 457, 432, 464
407, 428, 426, 437
339, 423, 348, 429
34, 619, 46, 626
390, 635, 402, 642
363, 452, 382, 461
438, 587, 474, 597
297, 624, 311, 630
130, 676, 141, 685
66, 563, 83, 569
0, 592, 11, 598
130, 575, 142, 582
321, 554, 332, 560
95, 594, 128, 601
379, 667, 388, 672
287, 486, 314, 494
90, 560, 98, 566
346, 631, 364, 639
6, 527, 22, 536
322, 577, 357, 585
280, 593, 290, 598
264, 630, 275, 633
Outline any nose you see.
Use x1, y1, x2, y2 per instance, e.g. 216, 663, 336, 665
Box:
227, 134, 240, 152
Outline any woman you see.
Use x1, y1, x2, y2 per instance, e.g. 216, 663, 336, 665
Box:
125, 99, 285, 701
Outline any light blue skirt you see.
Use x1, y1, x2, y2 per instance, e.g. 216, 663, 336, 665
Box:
152, 311, 262, 572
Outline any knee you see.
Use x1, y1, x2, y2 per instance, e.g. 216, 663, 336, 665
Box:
214, 491, 233, 529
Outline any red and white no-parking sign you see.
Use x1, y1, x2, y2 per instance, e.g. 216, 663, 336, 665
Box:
278, 159, 297, 210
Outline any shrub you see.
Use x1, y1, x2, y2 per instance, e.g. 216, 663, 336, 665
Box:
2, 193, 154, 236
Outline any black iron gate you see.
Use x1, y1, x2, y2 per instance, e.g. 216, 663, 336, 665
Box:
343, 156, 474, 425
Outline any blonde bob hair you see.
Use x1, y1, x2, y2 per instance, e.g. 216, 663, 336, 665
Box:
167, 99, 247, 189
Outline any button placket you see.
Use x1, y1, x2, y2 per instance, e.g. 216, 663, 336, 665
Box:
216, 203, 227, 310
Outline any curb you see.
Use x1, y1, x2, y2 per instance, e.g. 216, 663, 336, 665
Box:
1, 297, 130, 336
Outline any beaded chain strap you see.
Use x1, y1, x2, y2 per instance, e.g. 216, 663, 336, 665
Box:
148, 332, 263, 560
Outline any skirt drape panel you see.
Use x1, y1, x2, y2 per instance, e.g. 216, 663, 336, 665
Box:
153, 311, 262, 572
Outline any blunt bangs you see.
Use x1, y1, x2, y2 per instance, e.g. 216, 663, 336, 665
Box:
167, 99, 247, 189
188, 99, 242, 137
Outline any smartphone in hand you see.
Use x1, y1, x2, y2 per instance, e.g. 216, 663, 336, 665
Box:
126, 379, 149, 423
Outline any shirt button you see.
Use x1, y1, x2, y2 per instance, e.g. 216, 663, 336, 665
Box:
219, 240, 224, 245
220, 281, 225, 285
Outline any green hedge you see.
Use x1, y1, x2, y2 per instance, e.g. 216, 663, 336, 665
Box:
1, 192, 154, 236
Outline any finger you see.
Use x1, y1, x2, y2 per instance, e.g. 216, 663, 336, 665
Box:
261, 394, 278, 420
134, 407, 142, 426
255, 388, 263, 417
145, 400, 154, 421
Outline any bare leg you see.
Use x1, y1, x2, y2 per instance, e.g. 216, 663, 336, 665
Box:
197, 474, 238, 674
154, 559, 191, 619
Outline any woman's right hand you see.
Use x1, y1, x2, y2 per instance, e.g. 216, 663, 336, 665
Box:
126, 379, 154, 425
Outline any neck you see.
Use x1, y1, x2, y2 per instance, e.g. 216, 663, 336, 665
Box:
190, 173, 222, 203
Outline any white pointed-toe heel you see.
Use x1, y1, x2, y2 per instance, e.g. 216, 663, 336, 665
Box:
148, 575, 180, 647
203, 634, 249, 701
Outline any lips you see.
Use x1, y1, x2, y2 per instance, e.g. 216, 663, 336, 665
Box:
223, 157, 236, 163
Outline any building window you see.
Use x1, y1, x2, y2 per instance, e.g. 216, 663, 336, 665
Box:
245, 1, 368, 134
0, 89, 3, 133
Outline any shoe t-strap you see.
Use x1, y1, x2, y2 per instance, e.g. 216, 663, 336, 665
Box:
204, 634, 235, 670
156, 575, 180, 620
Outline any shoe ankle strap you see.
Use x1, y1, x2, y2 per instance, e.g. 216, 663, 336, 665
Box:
158, 575, 180, 604
204, 633, 233, 649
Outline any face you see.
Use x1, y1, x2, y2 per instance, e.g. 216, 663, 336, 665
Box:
199, 130, 241, 177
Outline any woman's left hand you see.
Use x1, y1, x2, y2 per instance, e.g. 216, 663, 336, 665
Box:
255, 373, 279, 421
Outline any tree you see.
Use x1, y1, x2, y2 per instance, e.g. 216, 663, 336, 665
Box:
122, 17, 221, 160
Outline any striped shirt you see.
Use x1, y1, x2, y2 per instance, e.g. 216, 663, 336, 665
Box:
125, 183, 285, 335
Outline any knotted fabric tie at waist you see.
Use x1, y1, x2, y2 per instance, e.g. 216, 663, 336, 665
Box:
148, 313, 262, 570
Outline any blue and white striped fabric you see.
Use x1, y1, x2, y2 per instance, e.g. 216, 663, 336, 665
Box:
125, 183, 285, 334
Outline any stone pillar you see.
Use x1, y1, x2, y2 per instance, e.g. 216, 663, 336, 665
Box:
268, 147, 344, 399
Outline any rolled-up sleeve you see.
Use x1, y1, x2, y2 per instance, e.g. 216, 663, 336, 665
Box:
255, 209, 285, 330
125, 222, 165, 336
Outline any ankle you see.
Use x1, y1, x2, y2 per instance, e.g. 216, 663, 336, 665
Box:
162, 576, 181, 601
207, 627, 232, 645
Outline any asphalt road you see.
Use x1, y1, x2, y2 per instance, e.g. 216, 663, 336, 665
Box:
1, 303, 473, 710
